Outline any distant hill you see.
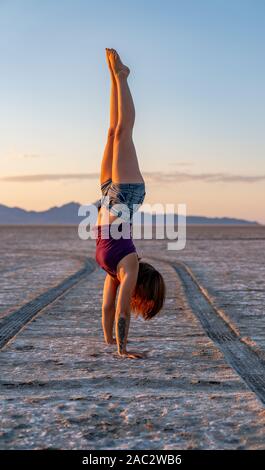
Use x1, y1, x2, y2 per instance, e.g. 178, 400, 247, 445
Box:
0, 202, 260, 226
0, 202, 82, 225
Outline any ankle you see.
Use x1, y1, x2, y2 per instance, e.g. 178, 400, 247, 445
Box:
110, 73, 116, 85
115, 70, 128, 81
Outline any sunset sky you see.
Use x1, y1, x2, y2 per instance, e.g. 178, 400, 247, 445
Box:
0, 0, 264, 223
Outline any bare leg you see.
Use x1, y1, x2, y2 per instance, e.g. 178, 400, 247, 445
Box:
100, 49, 119, 184
109, 50, 144, 184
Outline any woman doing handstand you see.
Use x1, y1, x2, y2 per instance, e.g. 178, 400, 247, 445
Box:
96, 49, 165, 359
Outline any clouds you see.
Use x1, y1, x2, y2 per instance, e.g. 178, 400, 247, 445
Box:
143, 171, 265, 184
1, 171, 265, 184
1, 173, 98, 182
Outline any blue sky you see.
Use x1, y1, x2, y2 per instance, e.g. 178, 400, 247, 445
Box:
0, 0, 264, 222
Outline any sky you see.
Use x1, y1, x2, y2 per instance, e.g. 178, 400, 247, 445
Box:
0, 0, 264, 223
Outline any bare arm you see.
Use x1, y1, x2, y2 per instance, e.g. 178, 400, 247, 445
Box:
102, 274, 119, 344
115, 274, 133, 355
115, 254, 144, 359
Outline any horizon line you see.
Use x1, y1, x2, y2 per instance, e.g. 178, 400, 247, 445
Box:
0, 201, 262, 225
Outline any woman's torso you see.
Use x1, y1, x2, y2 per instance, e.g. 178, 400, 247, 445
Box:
95, 216, 137, 277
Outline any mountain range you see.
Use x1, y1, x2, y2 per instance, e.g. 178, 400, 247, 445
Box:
0, 202, 260, 225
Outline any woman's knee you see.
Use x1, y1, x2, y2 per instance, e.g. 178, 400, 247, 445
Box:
107, 127, 116, 139
114, 124, 132, 141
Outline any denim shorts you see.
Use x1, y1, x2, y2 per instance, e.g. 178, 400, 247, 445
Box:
100, 179, 146, 222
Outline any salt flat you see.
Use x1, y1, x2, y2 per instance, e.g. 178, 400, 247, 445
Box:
0, 226, 265, 449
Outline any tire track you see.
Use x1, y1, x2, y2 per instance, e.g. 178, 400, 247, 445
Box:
0, 257, 96, 350
171, 260, 265, 406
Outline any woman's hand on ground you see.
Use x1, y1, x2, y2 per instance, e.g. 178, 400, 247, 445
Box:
118, 350, 146, 359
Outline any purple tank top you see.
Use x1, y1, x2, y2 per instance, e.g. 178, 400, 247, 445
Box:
95, 224, 136, 277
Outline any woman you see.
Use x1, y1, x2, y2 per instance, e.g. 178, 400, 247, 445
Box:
96, 49, 165, 359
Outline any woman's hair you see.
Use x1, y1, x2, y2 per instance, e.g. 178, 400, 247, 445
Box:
131, 261, 166, 320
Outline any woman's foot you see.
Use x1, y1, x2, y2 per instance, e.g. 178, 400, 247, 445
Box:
105, 48, 114, 77
106, 48, 130, 78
